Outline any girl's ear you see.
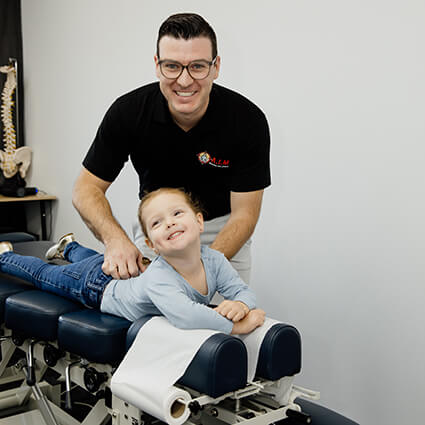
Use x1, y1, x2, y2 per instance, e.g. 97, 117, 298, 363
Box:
196, 212, 204, 233
146, 238, 159, 255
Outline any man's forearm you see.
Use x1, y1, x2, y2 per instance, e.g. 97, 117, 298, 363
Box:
210, 215, 256, 260
72, 168, 146, 279
72, 181, 129, 245
210, 190, 263, 260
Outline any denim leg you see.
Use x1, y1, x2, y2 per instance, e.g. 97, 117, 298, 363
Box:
64, 242, 100, 263
0, 252, 111, 308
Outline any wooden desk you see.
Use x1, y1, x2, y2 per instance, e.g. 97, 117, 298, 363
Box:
0, 192, 57, 240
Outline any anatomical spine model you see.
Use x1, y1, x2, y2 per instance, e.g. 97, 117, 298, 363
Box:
0, 63, 31, 179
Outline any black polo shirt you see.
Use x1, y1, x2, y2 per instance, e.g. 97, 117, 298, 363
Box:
83, 82, 271, 220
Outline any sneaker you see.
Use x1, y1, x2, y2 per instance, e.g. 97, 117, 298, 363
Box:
45, 233, 75, 260
0, 241, 13, 255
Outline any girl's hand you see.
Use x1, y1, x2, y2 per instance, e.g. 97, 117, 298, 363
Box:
231, 309, 265, 335
214, 300, 250, 322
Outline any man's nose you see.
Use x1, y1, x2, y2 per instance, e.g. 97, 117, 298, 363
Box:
176, 67, 194, 86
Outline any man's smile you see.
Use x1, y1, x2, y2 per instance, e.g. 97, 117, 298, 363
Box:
175, 91, 196, 97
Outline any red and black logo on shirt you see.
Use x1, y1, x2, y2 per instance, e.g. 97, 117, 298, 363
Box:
197, 152, 230, 168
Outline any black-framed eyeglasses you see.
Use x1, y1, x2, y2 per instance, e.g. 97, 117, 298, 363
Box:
158, 57, 217, 80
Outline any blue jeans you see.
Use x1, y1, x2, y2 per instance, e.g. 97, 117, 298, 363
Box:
0, 242, 111, 308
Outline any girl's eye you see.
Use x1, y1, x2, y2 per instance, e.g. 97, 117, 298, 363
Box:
151, 220, 160, 228
174, 210, 182, 216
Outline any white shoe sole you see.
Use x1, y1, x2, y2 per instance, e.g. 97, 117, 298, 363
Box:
0, 241, 13, 255
45, 233, 75, 260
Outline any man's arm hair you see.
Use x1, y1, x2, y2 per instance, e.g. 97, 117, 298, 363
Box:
210, 189, 264, 260
72, 167, 128, 244
72, 167, 147, 279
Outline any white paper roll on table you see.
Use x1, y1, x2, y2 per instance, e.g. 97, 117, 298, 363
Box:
113, 382, 191, 425
160, 386, 192, 424
111, 317, 218, 424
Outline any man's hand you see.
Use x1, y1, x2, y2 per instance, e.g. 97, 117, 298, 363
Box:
214, 300, 249, 322
231, 309, 265, 335
102, 238, 149, 279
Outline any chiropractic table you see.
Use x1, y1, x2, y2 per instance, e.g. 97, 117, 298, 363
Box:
0, 241, 358, 425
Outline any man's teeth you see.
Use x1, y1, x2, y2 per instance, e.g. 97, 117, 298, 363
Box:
169, 231, 183, 240
176, 91, 195, 97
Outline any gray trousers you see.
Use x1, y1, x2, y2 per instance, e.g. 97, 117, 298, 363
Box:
132, 214, 252, 284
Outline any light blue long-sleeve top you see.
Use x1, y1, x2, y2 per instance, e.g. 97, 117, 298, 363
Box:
100, 246, 256, 334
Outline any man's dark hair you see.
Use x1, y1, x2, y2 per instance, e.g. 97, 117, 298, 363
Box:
156, 13, 217, 59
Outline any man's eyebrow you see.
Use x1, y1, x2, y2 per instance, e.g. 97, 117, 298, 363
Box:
160, 58, 210, 63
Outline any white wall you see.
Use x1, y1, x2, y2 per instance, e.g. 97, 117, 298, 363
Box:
21, 1, 425, 424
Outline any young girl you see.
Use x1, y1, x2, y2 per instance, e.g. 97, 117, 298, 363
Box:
0, 188, 265, 335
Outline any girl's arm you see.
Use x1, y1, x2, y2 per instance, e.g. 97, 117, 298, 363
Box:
213, 251, 257, 313
146, 277, 264, 335
146, 278, 234, 334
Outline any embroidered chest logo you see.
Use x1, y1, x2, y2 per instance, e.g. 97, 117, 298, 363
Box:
197, 152, 230, 168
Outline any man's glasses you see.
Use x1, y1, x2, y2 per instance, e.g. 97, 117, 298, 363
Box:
158, 57, 217, 80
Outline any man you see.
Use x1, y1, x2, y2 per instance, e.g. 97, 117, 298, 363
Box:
73, 13, 270, 283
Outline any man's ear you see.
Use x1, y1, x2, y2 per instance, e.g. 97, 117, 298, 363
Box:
213, 55, 221, 80
154, 55, 161, 78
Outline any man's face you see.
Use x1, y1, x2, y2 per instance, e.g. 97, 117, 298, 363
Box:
155, 36, 220, 124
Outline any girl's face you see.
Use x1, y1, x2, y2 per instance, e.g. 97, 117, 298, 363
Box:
142, 192, 204, 257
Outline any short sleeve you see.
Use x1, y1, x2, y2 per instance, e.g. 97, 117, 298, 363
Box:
230, 109, 271, 192
82, 99, 132, 182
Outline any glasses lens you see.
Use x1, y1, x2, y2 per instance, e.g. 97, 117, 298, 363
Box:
160, 61, 183, 78
188, 61, 210, 79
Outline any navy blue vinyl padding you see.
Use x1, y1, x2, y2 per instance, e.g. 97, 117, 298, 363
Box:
4, 290, 82, 341
179, 333, 247, 397
0, 274, 31, 323
130, 321, 248, 397
127, 319, 302, 394
59, 313, 247, 397
14, 241, 54, 258
126, 316, 248, 398
256, 323, 302, 380
58, 309, 131, 364
281, 399, 359, 425
125, 314, 157, 350
0, 232, 36, 243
